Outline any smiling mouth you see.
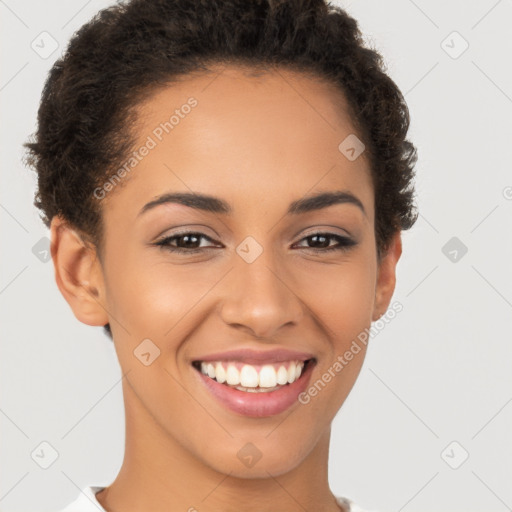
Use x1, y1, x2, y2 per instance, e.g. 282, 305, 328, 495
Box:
192, 358, 316, 393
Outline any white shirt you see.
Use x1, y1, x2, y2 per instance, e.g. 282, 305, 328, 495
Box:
57, 486, 375, 512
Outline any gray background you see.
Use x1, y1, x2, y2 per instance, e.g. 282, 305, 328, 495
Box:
1, 1, 511, 511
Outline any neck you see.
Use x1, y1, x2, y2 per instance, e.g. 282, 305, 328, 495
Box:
96, 379, 344, 512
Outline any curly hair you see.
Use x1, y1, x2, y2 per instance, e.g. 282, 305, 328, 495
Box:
23, 0, 418, 340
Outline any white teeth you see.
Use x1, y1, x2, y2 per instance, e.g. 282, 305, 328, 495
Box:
215, 362, 226, 383
197, 359, 308, 389
240, 365, 259, 387
259, 365, 277, 388
226, 365, 240, 385
276, 365, 288, 385
287, 364, 295, 384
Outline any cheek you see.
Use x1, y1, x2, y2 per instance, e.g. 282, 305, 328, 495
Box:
295, 261, 376, 422
104, 251, 200, 336
298, 256, 377, 335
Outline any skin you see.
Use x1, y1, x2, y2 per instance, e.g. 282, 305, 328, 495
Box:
50, 65, 401, 512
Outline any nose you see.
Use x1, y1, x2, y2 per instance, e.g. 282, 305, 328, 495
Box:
219, 249, 304, 339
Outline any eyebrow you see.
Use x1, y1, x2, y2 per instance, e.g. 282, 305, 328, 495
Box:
138, 190, 366, 218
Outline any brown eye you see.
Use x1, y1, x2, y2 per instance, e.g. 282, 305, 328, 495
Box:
154, 232, 221, 254
294, 233, 357, 252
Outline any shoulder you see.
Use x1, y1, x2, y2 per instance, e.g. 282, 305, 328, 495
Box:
56, 486, 106, 512
336, 495, 380, 512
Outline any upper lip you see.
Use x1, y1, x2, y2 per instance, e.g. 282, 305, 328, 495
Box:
192, 348, 315, 365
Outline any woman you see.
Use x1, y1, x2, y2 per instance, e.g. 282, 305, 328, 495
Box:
24, 0, 417, 510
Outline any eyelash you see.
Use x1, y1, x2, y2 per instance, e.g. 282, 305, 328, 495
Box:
154, 231, 357, 254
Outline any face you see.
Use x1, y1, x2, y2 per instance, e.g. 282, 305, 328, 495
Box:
53, 65, 400, 479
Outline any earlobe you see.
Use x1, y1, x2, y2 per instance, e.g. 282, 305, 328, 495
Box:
50, 215, 109, 327
372, 231, 402, 322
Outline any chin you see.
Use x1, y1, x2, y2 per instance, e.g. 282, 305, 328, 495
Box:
201, 442, 310, 479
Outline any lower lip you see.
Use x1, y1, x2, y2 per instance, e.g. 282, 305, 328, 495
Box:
194, 361, 315, 418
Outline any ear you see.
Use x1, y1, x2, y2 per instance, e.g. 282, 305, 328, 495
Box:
49, 215, 109, 327
372, 231, 402, 321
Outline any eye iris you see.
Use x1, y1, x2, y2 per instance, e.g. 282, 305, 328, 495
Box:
178, 234, 200, 248
309, 234, 329, 248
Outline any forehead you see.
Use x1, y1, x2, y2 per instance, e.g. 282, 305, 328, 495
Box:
104, 65, 374, 221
